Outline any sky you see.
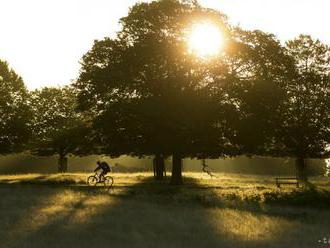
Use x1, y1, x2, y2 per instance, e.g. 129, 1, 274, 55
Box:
0, 0, 329, 89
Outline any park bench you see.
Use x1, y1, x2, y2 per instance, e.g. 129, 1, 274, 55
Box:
275, 177, 300, 188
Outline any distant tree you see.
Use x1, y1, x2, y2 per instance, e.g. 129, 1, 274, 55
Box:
0, 59, 31, 154
75, 0, 236, 184
30, 86, 90, 172
274, 35, 330, 182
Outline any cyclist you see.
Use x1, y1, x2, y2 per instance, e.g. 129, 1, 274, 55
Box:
94, 161, 111, 182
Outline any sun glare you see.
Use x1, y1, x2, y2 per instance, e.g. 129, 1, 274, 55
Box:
188, 22, 223, 58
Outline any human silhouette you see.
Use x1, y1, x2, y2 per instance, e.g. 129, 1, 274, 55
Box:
94, 161, 111, 181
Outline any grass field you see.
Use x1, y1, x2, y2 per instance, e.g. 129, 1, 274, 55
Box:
0, 172, 330, 248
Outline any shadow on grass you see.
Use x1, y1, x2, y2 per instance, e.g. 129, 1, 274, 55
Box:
117, 176, 330, 210
1, 175, 330, 248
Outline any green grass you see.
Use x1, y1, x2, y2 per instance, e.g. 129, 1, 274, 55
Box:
0, 172, 330, 248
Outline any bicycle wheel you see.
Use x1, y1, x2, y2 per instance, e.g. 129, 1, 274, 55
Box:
87, 175, 98, 186
104, 176, 114, 188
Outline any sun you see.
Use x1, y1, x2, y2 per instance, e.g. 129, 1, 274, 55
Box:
187, 22, 223, 58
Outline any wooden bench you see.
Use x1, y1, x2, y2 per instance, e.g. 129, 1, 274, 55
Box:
275, 177, 300, 188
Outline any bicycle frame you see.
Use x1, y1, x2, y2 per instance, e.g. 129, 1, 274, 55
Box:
94, 171, 110, 183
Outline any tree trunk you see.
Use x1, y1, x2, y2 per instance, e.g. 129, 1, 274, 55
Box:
170, 153, 183, 185
58, 154, 68, 173
153, 154, 165, 180
295, 157, 307, 182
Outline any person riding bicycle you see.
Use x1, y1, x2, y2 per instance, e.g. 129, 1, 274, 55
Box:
94, 161, 111, 182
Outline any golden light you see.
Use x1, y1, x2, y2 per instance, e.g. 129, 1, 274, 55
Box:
187, 22, 223, 59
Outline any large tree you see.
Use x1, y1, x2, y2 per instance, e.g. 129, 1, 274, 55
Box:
217, 32, 329, 183
76, 0, 237, 184
221, 29, 296, 155
30, 86, 90, 172
274, 35, 330, 182
0, 60, 31, 154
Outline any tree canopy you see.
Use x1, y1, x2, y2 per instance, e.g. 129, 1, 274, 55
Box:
271, 35, 330, 181
76, 0, 238, 183
277, 35, 329, 160
0, 60, 31, 154
29, 86, 90, 172
75, 0, 329, 184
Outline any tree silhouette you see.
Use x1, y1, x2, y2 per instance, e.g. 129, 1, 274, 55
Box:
0, 59, 31, 154
30, 86, 90, 172
273, 35, 330, 182
76, 0, 237, 184
75, 1, 329, 184
218, 32, 329, 182
222, 29, 296, 155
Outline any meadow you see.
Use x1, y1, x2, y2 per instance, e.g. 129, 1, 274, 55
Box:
1, 172, 330, 248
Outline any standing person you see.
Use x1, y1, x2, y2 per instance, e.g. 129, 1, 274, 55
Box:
94, 161, 111, 182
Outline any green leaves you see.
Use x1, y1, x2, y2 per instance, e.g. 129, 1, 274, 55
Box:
29, 86, 90, 157
75, 0, 329, 163
286, 34, 330, 75
0, 60, 31, 153
277, 35, 330, 158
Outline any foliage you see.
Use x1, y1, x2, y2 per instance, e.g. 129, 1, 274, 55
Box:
207, 29, 296, 155
29, 86, 90, 171
274, 35, 330, 159
76, 0, 236, 161
75, 1, 329, 183
0, 59, 31, 153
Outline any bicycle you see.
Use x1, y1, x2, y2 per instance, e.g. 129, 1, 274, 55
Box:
87, 172, 114, 191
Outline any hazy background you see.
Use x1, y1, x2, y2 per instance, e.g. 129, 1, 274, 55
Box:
0, 154, 325, 176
